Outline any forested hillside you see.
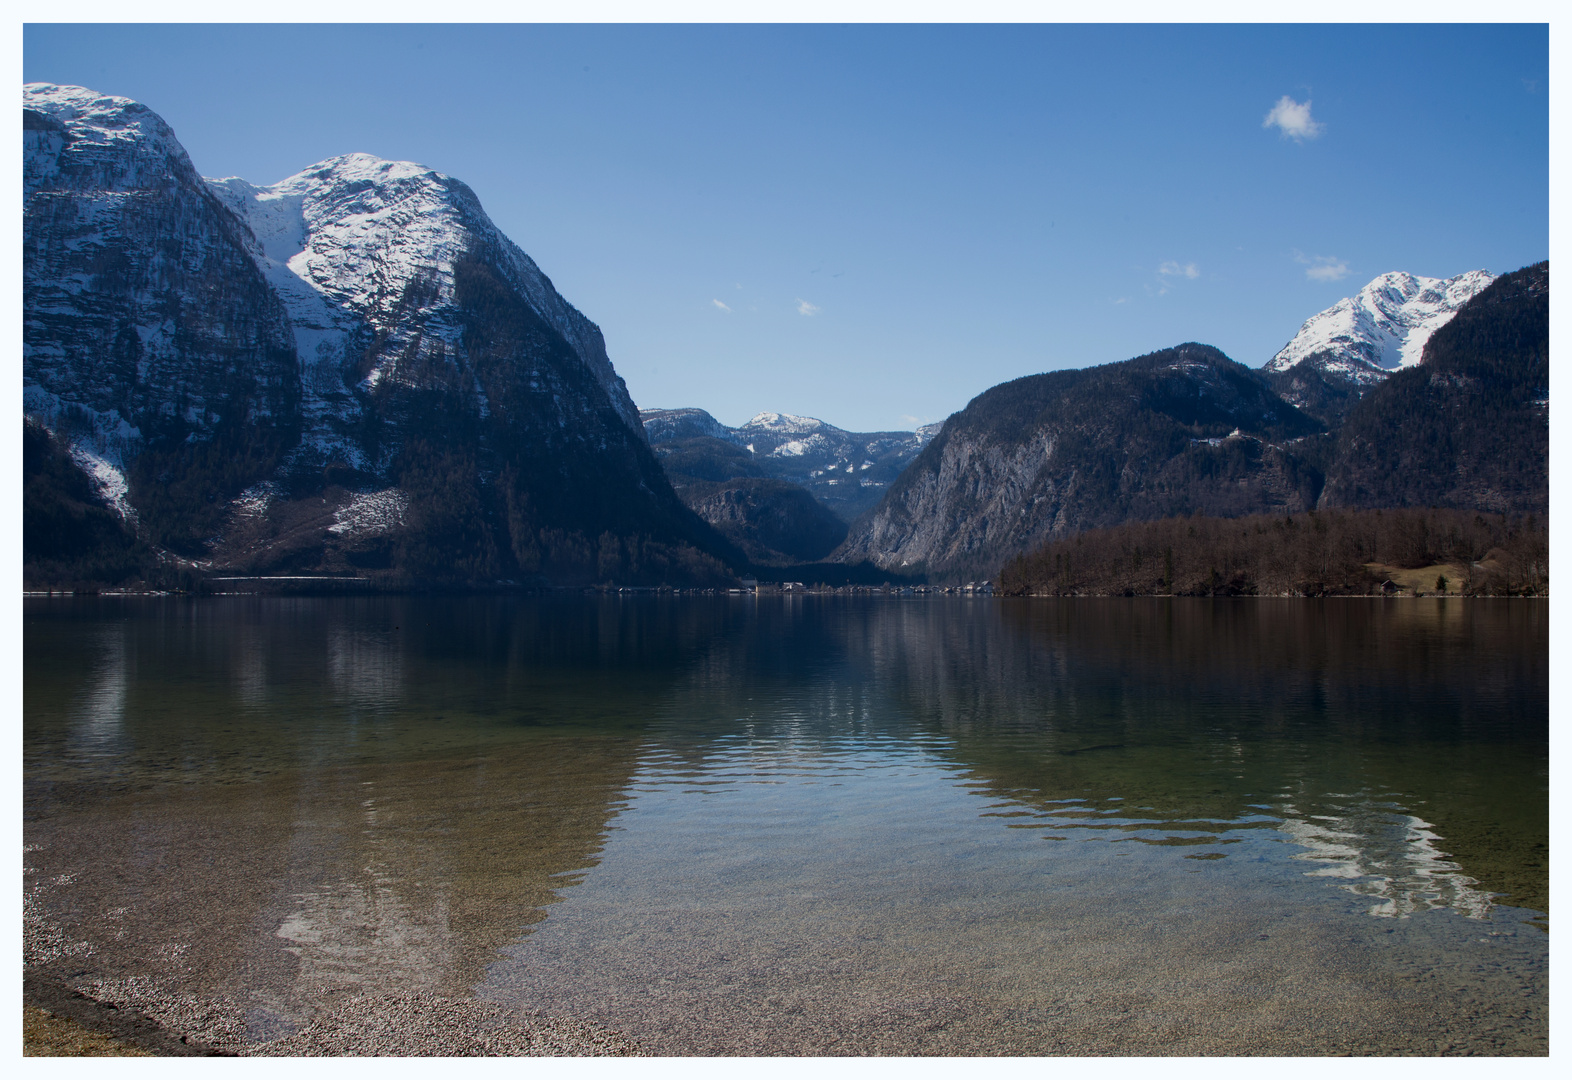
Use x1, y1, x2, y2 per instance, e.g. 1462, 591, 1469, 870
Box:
998, 507, 1547, 597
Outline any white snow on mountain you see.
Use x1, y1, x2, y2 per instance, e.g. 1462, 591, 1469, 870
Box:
328, 489, 411, 537
25, 82, 297, 495
637, 407, 734, 442
1265, 270, 1495, 381
742, 412, 829, 436
208, 153, 644, 467
23, 83, 198, 193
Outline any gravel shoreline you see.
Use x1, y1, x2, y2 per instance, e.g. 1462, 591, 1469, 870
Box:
22, 969, 644, 1057
25, 889, 644, 1057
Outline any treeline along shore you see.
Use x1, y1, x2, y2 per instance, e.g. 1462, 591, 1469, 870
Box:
996, 506, 1547, 598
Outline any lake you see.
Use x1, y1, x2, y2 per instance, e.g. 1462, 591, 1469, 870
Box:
23, 594, 1548, 1055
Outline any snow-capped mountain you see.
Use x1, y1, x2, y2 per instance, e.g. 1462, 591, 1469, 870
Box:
207, 153, 642, 472
24, 83, 300, 524
741, 411, 827, 436
23, 83, 732, 586
1265, 270, 1495, 383
640, 407, 943, 520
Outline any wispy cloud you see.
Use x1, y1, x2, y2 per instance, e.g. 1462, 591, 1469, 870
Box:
1293, 250, 1350, 282
1154, 261, 1200, 296
712, 298, 732, 313
1263, 96, 1324, 141
796, 298, 820, 316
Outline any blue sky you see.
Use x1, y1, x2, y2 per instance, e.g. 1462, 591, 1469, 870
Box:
23, 23, 1548, 432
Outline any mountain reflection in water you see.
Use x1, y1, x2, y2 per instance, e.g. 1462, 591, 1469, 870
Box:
23, 595, 1546, 1054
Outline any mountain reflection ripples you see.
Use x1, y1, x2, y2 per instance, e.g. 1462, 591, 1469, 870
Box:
24, 595, 1547, 1055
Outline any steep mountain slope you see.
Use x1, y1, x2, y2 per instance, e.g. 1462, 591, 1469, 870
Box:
1263, 270, 1494, 425
678, 478, 849, 564
206, 153, 644, 474
23, 84, 301, 555
641, 407, 942, 521
23, 84, 738, 587
23, 419, 148, 589
1319, 262, 1548, 515
836, 344, 1326, 581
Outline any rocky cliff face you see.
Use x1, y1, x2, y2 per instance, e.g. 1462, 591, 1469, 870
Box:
23, 84, 734, 587
836, 344, 1326, 581
677, 478, 849, 564
23, 84, 301, 553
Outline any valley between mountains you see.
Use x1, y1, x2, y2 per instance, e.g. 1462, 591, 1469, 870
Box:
23, 84, 1549, 596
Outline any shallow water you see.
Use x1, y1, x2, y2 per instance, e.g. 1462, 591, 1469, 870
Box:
23, 595, 1548, 1054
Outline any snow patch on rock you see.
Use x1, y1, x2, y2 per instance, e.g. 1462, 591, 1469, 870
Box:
328, 489, 411, 537
230, 482, 278, 521
68, 444, 135, 521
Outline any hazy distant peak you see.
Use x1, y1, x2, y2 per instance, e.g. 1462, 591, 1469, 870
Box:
742, 411, 836, 435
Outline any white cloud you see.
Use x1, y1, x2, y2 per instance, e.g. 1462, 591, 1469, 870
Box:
1263, 96, 1324, 141
1293, 251, 1350, 282
712, 298, 732, 313
1305, 261, 1349, 283
796, 298, 820, 316
1158, 261, 1200, 280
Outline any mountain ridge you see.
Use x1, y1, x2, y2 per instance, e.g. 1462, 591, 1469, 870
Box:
640, 406, 942, 522
835, 343, 1328, 581
21, 84, 1547, 592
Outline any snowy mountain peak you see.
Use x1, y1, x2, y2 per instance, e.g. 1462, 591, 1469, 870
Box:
208, 147, 643, 445
743, 412, 833, 435
25, 83, 716, 583
24, 82, 200, 195
25, 82, 174, 145
299, 152, 437, 184
639, 407, 734, 443
1265, 269, 1495, 381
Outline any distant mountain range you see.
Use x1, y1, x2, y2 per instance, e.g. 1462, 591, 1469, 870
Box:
21, 84, 1548, 591
641, 409, 940, 513
635, 408, 940, 564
